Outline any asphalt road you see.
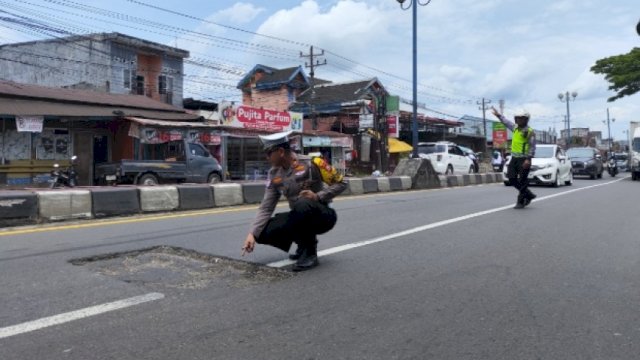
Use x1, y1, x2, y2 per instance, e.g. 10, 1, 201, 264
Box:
1, 173, 639, 360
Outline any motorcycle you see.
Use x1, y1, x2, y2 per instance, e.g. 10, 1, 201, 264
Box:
50, 155, 78, 188
607, 157, 618, 177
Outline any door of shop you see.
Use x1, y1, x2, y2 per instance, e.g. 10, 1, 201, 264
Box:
73, 132, 92, 186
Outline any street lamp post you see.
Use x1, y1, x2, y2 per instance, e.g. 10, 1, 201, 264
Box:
397, 0, 432, 158
602, 108, 615, 155
558, 91, 577, 148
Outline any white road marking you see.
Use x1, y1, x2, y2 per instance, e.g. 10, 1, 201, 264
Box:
268, 177, 627, 268
0, 292, 164, 339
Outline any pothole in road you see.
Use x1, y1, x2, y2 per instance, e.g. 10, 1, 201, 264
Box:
69, 246, 293, 289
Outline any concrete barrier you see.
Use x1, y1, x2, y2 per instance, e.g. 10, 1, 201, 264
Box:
376, 177, 391, 192
462, 175, 472, 186
242, 182, 266, 204
362, 178, 379, 193
392, 158, 441, 189
139, 186, 179, 212
344, 178, 363, 196
37, 189, 92, 221
446, 175, 463, 187
399, 176, 412, 190
212, 183, 243, 207
0, 191, 38, 226
388, 177, 404, 191
177, 185, 214, 210
91, 187, 140, 218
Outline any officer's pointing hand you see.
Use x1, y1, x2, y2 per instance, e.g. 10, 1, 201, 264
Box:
491, 106, 500, 118
241, 233, 256, 256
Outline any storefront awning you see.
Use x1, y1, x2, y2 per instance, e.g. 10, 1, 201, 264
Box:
388, 137, 413, 153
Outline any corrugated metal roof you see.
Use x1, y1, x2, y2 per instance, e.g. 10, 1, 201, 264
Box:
0, 98, 200, 120
0, 80, 183, 112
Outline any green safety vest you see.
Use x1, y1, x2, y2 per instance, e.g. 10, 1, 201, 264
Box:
511, 127, 532, 156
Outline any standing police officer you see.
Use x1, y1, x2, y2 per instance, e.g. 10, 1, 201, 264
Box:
491, 107, 537, 209
241, 131, 347, 271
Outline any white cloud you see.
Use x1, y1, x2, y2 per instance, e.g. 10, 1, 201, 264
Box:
206, 3, 265, 25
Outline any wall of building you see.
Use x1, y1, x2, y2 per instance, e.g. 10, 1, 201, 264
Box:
0, 39, 112, 92
0, 39, 185, 108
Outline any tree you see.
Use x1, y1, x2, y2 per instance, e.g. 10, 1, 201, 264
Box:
590, 47, 640, 102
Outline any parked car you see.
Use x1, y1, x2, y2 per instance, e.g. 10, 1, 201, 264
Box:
502, 144, 573, 186
566, 147, 603, 179
417, 141, 474, 175
95, 140, 223, 185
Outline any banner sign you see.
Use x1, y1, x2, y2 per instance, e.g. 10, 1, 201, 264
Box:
220, 102, 300, 132
16, 116, 44, 132
129, 123, 221, 145
492, 122, 508, 147
387, 114, 399, 138
359, 114, 374, 129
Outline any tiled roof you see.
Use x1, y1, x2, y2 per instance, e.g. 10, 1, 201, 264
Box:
0, 80, 183, 112
295, 79, 379, 106
237, 64, 310, 90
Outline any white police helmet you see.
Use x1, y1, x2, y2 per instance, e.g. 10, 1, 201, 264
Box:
514, 109, 530, 120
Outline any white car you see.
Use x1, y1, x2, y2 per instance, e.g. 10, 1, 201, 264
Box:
417, 141, 474, 175
502, 144, 573, 187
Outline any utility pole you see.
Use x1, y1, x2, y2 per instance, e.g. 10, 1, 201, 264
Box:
477, 98, 491, 153
300, 46, 327, 130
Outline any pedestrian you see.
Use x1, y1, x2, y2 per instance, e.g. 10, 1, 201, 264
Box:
491, 107, 537, 208
241, 131, 347, 271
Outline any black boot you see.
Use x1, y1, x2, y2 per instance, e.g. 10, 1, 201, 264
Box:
293, 245, 319, 272
288, 246, 304, 260
514, 194, 525, 209
523, 190, 537, 207
289, 237, 317, 260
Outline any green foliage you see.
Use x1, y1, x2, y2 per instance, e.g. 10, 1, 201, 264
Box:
590, 47, 640, 102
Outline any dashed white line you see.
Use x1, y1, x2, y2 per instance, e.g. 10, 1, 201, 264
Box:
0, 292, 165, 339
268, 177, 627, 268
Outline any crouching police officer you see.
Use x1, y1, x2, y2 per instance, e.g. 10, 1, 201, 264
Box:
241, 131, 347, 271
491, 107, 537, 209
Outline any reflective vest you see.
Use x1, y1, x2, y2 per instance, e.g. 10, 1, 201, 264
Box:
511, 127, 532, 156
311, 157, 344, 184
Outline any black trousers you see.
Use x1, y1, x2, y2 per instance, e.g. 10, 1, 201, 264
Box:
507, 157, 532, 199
256, 198, 337, 253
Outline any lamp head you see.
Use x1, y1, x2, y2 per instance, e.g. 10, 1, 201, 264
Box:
558, 93, 564, 101
571, 91, 578, 99
397, 0, 407, 3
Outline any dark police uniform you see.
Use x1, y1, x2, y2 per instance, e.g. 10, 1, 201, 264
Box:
248, 131, 347, 270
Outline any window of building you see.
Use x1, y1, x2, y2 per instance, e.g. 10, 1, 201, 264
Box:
135, 76, 145, 95
158, 75, 173, 95
123, 69, 131, 89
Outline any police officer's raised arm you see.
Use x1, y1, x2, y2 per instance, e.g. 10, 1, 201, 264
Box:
491, 106, 515, 132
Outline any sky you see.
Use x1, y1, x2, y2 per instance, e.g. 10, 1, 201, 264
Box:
0, 0, 638, 140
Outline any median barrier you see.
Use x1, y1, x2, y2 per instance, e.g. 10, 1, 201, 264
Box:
388, 177, 403, 191
36, 189, 92, 221
241, 182, 266, 204
376, 177, 391, 192
0, 191, 38, 226
446, 175, 462, 187
344, 178, 363, 196
362, 178, 379, 193
176, 184, 214, 210
139, 186, 179, 212
462, 174, 472, 186
474, 174, 483, 184
212, 183, 243, 207
90, 187, 140, 218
